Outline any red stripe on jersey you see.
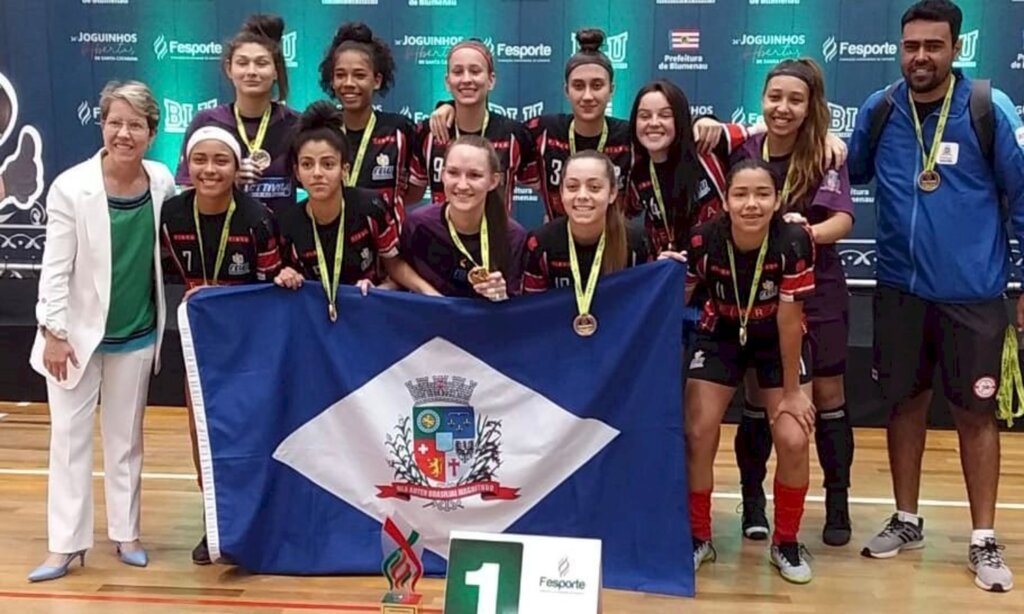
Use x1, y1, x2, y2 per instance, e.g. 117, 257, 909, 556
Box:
373, 215, 400, 257
523, 250, 550, 293
781, 268, 815, 299
715, 302, 779, 320
505, 135, 520, 214
162, 226, 190, 284
722, 123, 749, 155
409, 136, 430, 186
699, 152, 726, 207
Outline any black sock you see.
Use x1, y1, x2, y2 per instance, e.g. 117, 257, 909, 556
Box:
815, 404, 854, 492
735, 403, 773, 500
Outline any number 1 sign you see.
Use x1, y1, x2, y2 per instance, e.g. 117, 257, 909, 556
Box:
443, 531, 602, 614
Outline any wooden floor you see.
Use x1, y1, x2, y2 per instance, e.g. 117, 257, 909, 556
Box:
0, 403, 1021, 613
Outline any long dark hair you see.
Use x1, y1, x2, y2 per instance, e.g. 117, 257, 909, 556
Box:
629, 79, 700, 241
563, 150, 627, 274
444, 135, 511, 279
318, 21, 397, 99
224, 14, 290, 101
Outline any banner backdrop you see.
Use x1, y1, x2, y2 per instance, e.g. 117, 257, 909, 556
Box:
1, 0, 1022, 278
180, 261, 692, 596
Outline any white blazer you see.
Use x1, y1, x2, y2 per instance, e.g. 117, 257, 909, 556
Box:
29, 150, 176, 390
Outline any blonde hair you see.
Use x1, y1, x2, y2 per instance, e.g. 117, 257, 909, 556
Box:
99, 80, 159, 134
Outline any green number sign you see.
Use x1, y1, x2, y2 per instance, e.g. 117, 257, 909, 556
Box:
443, 539, 523, 614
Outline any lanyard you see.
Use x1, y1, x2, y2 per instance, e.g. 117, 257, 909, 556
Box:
761, 137, 794, 208
726, 233, 769, 346
193, 198, 236, 286
308, 198, 346, 322
233, 104, 271, 155
568, 119, 608, 155
344, 112, 377, 187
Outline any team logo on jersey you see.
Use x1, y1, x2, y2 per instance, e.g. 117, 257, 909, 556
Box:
758, 279, 778, 300
689, 350, 705, 370
697, 178, 711, 199
973, 376, 997, 400
359, 247, 373, 271
822, 169, 842, 194
953, 30, 978, 68
228, 252, 250, 276
372, 153, 395, 181
376, 375, 519, 511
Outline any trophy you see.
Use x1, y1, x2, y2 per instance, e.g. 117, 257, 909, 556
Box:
380, 517, 424, 614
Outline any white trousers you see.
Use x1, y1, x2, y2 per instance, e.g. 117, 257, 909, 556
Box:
46, 344, 154, 553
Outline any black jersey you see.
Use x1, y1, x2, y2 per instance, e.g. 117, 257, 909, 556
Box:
175, 102, 299, 215
627, 123, 748, 253
277, 187, 399, 285
687, 216, 815, 341
523, 114, 633, 220
409, 111, 537, 212
160, 188, 282, 288
344, 111, 416, 230
522, 217, 650, 293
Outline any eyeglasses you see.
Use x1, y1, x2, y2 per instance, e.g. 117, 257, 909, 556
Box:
104, 119, 149, 135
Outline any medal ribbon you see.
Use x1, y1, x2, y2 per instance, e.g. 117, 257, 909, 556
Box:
445, 206, 489, 272
761, 137, 795, 208
569, 119, 608, 155
908, 76, 955, 178
567, 221, 606, 318
233, 104, 271, 156
455, 110, 490, 139
193, 198, 236, 286
648, 159, 674, 248
726, 233, 769, 344
308, 198, 346, 316
997, 326, 1024, 427
344, 112, 377, 188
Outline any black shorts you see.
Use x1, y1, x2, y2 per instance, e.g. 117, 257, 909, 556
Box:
687, 331, 813, 389
872, 284, 1006, 413
808, 313, 849, 378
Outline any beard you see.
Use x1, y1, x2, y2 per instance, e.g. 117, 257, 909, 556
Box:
903, 62, 951, 95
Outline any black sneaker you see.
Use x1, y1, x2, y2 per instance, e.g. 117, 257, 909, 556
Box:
192, 535, 211, 565
740, 491, 770, 540
823, 489, 852, 546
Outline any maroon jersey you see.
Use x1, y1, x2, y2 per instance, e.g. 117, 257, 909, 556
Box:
277, 187, 399, 285
627, 122, 748, 253
687, 216, 815, 341
522, 113, 633, 220
160, 189, 282, 289
408, 112, 537, 212
523, 217, 650, 293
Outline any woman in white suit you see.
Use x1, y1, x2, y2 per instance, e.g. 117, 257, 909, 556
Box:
28, 81, 175, 582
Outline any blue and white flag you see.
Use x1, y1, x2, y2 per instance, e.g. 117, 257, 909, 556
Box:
181, 261, 693, 597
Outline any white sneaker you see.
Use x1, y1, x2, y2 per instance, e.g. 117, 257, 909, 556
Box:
693, 538, 716, 572
969, 538, 1014, 593
770, 542, 813, 584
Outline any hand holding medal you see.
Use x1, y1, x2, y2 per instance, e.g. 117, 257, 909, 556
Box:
445, 206, 495, 293
234, 104, 272, 182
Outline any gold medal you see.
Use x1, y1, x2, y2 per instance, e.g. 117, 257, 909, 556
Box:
917, 170, 941, 192
727, 234, 769, 349
308, 197, 346, 324
329, 303, 338, 322
573, 313, 598, 337
249, 148, 272, 172
568, 221, 606, 339
739, 325, 748, 347
468, 266, 490, 285
909, 77, 954, 194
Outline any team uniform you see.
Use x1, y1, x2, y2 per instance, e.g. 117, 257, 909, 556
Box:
734, 134, 855, 377
277, 186, 400, 285
522, 217, 649, 292
408, 113, 537, 212
686, 216, 816, 389
175, 102, 299, 215
160, 189, 282, 288
344, 111, 416, 230
521, 114, 633, 220
400, 203, 527, 298
627, 123, 748, 253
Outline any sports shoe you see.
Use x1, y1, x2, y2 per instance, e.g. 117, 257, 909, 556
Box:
739, 492, 770, 540
769, 542, 813, 584
192, 535, 211, 565
861, 514, 924, 558
822, 488, 852, 546
693, 538, 717, 572
969, 538, 1014, 593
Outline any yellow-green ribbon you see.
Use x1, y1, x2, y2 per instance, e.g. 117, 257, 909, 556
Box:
761, 137, 795, 209
648, 159, 673, 247
569, 119, 608, 155
308, 198, 346, 319
455, 110, 489, 139
193, 198, 236, 286
726, 233, 769, 346
567, 221, 606, 318
233, 104, 271, 155
908, 76, 955, 178
997, 326, 1024, 427
445, 206, 489, 272
344, 111, 377, 188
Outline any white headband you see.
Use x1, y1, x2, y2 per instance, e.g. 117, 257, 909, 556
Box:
185, 126, 242, 163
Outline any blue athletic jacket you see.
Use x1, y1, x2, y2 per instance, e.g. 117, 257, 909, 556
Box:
847, 73, 1024, 302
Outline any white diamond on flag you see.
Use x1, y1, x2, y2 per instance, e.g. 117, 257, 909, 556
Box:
273, 336, 620, 559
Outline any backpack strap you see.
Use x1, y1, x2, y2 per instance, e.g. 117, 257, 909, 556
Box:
969, 78, 995, 166
867, 80, 902, 154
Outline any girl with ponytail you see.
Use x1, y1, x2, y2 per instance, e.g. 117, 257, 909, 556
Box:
318, 22, 416, 227
174, 14, 299, 215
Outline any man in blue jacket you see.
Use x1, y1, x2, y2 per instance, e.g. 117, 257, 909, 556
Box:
847, 0, 1022, 593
